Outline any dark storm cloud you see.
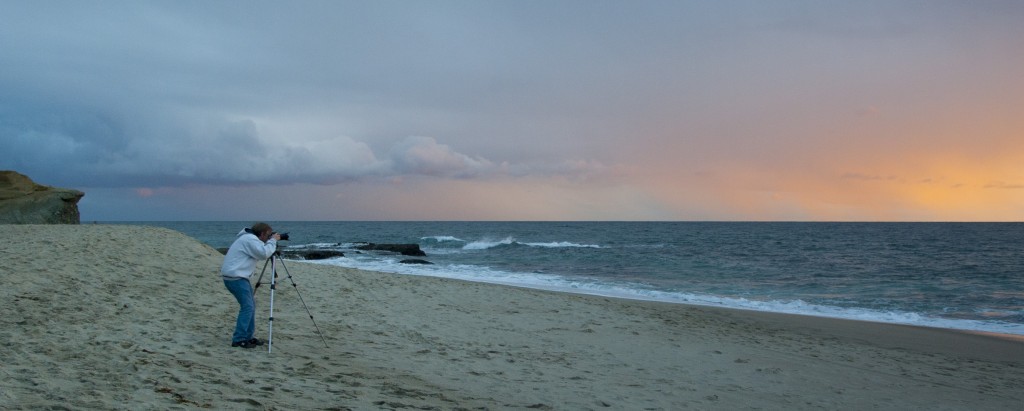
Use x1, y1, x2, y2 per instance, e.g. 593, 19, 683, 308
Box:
1, 1, 636, 188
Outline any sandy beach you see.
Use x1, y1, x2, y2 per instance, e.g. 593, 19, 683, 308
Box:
2, 224, 1022, 410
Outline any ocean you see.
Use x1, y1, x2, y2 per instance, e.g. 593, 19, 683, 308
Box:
113, 221, 1024, 335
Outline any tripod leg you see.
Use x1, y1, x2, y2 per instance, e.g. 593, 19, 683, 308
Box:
276, 258, 330, 348
267, 256, 277, 353
253, 256, 272, 296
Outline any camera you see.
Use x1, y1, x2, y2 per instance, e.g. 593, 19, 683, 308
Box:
273, 232, 290, 241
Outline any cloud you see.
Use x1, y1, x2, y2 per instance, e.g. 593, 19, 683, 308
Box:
387, 136, 494, 178
3, 2, 1023, 221
858, 105, 881, 118
840, 173, 896, 181
0, 0, 625, 190
0, 100, 616, 188
984, 182, 1024, 190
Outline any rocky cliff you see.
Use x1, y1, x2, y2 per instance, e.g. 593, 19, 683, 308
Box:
0, 171, 85, 224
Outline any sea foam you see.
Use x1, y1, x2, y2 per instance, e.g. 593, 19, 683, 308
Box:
312, 256, 1024, 336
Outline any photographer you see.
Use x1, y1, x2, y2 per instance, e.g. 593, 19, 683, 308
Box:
220, 222, 280, 349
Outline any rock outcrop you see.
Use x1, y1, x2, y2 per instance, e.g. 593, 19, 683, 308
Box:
278, 249, 346, 260
0, 171, 85, 224
354, 243, 427, 256
400, 259, 434, 265
214, 247, 345, 261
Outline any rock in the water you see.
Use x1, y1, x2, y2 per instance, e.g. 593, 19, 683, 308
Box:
355, 243, 427, 256
400, 259, 433, 265
215, 247, 345, 261
278, 249, 346, 260
0, 171, 84, 224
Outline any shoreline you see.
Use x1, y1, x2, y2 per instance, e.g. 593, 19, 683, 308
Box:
416, 274, 1024, 363
110, 220, 1024, 337
327, 267, 1024, 340
359, 267, 1024, 354
3, 224, 1022, 409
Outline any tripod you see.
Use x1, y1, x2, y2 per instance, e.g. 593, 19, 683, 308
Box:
253, 252, 329, 353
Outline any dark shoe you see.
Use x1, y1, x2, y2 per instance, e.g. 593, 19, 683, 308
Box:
248, 338, 265, 346
231, 340, 256, 348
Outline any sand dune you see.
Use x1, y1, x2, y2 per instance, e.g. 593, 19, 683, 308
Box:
2, 224, 1022, 410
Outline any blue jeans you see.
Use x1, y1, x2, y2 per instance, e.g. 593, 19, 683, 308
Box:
224, 279, 256, 344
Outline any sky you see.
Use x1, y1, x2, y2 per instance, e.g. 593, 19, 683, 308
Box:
2, 0, 1022, 221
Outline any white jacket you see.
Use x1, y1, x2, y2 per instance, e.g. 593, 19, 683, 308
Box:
220, 228, 278, 279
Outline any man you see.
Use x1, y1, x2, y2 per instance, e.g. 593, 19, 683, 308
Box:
220, 222, 280, 348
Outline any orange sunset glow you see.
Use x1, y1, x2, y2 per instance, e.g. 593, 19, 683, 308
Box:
2, 2, 1022, 221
